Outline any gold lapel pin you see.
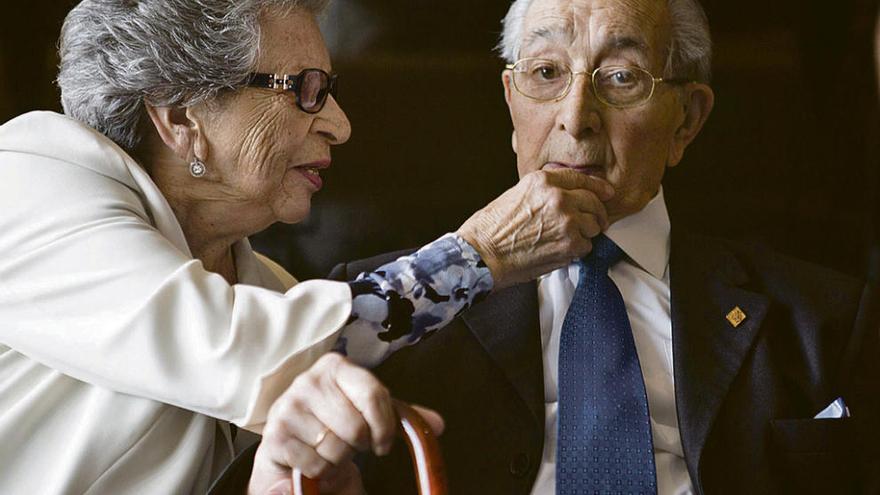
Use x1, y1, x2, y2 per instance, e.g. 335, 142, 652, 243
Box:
726, 306, 747, 328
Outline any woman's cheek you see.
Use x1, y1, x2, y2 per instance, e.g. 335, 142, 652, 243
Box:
237, 119, 288, 179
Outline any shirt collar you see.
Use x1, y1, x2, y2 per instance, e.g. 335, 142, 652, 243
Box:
604, 187, 671, 280
232, 238, 286, 291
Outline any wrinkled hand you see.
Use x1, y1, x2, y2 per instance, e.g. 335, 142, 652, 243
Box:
457, 169, 614, 289
247, 353, 445, 495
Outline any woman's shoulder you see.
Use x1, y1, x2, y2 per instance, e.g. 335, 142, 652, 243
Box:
0, 111, 141, 190
0, 111, 192, 252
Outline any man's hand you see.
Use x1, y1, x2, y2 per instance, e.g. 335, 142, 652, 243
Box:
247, 353, 444, 494
457, 169, 614, 290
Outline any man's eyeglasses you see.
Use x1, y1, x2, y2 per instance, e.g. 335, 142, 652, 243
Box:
505, 58, 690, 109
247, 69, 338, 114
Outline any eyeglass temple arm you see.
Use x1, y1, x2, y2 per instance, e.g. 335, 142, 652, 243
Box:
658, 77, 696, 84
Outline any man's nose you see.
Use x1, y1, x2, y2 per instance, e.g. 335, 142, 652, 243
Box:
556, 73, 602, 138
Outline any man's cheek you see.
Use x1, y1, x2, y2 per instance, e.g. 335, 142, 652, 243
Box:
515, 149, 535, 179
518, 142, 547, 176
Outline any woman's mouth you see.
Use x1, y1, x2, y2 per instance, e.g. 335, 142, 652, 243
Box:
296, 166, 323, 190
292, 160, 330, 190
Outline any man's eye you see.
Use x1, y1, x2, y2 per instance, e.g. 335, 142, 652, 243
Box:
534, 65, 560, 80
608, 69, 636, 85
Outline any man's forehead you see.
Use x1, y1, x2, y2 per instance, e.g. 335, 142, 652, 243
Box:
521, 0, 667, 55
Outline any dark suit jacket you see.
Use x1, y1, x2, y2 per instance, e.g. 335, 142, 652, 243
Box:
330, 230, 880, 495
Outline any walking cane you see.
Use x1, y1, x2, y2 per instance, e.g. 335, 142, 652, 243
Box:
292, 400, 448, 495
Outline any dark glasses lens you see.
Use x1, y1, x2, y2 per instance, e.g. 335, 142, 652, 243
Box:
296, 69, 337, 114
246, 70, 338, 114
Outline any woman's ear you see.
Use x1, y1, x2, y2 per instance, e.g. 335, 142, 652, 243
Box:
667, 83, 714, 168
144, 104, 206, 162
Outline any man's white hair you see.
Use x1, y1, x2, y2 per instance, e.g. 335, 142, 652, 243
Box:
58, 0, 328, 153
498, 0, 713, 83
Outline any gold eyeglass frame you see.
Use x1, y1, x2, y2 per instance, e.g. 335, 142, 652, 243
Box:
504, 58, 691, 109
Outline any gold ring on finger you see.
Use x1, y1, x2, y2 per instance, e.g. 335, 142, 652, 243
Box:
313, 427, 330, 448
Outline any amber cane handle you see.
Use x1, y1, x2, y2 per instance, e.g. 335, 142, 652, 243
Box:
292, 399, 448, 495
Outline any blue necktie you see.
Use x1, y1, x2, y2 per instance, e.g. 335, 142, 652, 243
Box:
556, 234, 657, 494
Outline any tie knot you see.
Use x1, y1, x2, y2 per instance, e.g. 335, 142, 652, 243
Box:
583, 234, 625, 271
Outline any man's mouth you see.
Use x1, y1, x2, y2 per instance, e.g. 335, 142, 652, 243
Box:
544, 162, 606, 177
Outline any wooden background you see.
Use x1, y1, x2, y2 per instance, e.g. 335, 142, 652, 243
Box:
1, 0, 877, 281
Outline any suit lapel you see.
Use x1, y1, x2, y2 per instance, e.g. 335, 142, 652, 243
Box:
670, 229, 769, 491
461, 282, 545, 428
456, 229, 772, 486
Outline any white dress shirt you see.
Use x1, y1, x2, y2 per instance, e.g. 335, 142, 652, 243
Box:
530, 189, 694, 495
0, 112, 353, 494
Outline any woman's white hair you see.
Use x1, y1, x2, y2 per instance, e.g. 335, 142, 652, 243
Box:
498, 0, 713, 83
58, 0, 328, 152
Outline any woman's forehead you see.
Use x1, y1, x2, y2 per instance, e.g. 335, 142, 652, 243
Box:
257, 8, 331, 73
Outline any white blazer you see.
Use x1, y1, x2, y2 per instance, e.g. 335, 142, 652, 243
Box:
0, 112, 354, 494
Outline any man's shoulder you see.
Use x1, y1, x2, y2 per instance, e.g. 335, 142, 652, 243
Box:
680, 231, 865, 312
328, 248, 417, 281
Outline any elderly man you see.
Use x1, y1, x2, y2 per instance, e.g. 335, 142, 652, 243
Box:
324, 0, 880, 494
216, 0, 879, 493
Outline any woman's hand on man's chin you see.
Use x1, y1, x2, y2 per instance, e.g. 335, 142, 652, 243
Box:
247, 353, 444, 494
457, 168, 615, 290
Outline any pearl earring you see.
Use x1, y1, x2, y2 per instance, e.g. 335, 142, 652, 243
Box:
189, 158, 207, 178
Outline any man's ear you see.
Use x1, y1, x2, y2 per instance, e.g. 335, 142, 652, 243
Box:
502, 70, 518, 154
667, 83, 714, 167
502, 70, 514, 107
144, 104, 207, 162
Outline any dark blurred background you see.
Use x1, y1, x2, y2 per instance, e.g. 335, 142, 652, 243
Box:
1, 0, 878, 280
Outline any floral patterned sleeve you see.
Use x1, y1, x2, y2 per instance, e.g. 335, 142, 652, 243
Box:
333, 233, 494, 368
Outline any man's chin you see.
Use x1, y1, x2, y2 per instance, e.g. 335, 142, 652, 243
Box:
606, 192, 659, 225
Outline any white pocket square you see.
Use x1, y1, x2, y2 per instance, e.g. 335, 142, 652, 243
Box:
814, 397, 850, 419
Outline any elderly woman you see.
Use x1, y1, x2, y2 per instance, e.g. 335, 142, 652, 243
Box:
0, 0, 613, 493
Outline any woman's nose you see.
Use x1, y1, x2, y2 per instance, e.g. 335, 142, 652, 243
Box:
315, 95, 352, 145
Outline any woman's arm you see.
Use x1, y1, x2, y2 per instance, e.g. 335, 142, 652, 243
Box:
0, 116, 612, 433
335, 169, 616, 368
336, 233, 492, 367
0, 152, 350, 432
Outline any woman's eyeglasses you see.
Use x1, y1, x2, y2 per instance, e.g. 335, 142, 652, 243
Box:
247, 69, 338, 114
